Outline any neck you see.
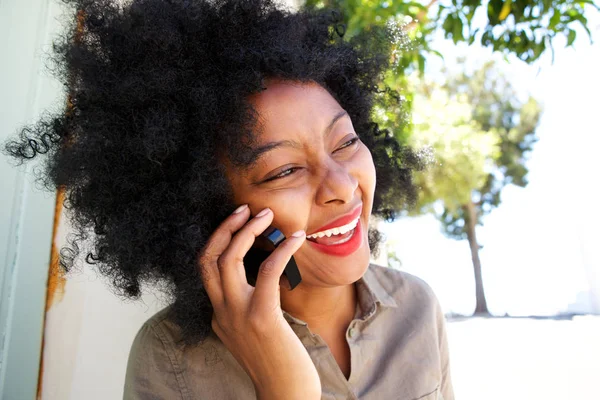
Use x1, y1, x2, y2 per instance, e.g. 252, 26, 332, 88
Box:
280, 282, 357, 335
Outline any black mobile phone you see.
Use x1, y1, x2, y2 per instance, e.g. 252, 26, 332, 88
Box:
243, 226, 302, 290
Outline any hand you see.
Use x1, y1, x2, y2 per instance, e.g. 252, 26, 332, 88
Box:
198, 205, 321, 400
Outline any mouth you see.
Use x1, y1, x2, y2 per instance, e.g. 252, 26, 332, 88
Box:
305, 205, 364, 256
306, 216, 359, 245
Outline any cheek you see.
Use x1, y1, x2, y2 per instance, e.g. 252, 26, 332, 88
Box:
355, 145, 376, 196
245, 187, 314, 235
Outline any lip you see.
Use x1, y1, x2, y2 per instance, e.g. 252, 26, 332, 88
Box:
308, 204, 363, 236
307, 218, 363, 257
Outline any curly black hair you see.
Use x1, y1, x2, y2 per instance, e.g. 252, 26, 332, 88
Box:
4, 0, 418, 344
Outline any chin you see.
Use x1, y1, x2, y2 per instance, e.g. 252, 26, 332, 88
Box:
298, 240, 371, 288
332, 256, 370, 286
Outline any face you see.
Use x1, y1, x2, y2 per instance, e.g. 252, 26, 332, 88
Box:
225, 80, 376, 288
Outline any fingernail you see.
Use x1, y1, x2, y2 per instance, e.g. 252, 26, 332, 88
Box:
291, 230, 305, 238
255, 208, 271, 218
233, 204, 248, 214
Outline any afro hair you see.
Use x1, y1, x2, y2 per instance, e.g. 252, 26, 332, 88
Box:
4, 0, 419, 344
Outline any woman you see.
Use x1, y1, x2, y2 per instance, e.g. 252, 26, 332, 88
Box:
4, 0, 453, 399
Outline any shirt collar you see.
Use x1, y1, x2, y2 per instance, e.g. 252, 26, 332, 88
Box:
361, 263, 398, 309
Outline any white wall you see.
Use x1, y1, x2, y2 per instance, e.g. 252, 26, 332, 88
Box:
1, 0, 63, 398
40, 207, 165, 399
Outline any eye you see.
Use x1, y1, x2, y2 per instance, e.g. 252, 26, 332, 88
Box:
264, 167, 301, 182
334, 136, 360, 152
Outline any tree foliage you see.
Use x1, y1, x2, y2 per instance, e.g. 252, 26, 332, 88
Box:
304, 0, 590, 229
438, 0, 598, 62
300, 0, 577, 313
306, 0, 599, 68
410, 60, 542, 238
406, 60, 542, 314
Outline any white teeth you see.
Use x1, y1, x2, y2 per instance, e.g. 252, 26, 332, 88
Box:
307, 217, 359, 239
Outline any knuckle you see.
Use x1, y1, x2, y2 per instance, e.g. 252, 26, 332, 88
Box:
247, 313, 267, 333
199, 262, 212, 281
211, 316, 224, 335
201, 238, 217, 257
259, 259, 278, 277
198, 242, 219, 269
198, 249, 211, 268
216, 254, 229, 270
217, 252, 242, 271
198, 257, 216, 282
247, 307, 279, 338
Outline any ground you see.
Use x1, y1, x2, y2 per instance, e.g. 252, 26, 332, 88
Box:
447, 316, 600, 400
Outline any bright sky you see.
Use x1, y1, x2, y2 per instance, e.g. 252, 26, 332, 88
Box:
382, 10, 600, 316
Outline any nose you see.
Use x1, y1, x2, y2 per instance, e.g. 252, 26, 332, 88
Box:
314, 160, 358, 205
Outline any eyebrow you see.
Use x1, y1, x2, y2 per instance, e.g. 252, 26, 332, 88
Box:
249, 109, 349, 162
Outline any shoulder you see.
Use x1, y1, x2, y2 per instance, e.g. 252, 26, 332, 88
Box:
127, 306, 184, 369
365, 263, 439, 307
364, 263, 445, 335
132, 305, 182, 346
125, 306, 253, 399
365, 264, 449, 346
124, 306, 190, 399
128, 306, 227, 371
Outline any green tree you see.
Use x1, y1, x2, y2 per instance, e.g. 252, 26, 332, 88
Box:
305, 0, 598, 140
409, 61, 541, 314
301, 0, 574, 313
306, 0, 598, 66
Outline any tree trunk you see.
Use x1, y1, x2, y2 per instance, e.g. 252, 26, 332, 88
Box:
463, 199, 490, 315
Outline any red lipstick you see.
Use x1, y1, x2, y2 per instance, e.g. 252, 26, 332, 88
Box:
308, 205, 363, 236
306, 204, 364, 257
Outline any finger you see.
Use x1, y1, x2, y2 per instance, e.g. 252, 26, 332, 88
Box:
218, 208, 274, 302
198, 204, 251, 305
252, 230, 305, 310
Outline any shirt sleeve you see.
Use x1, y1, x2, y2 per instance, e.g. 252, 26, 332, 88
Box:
435, 297, 455, 400
123, 322, 187, 400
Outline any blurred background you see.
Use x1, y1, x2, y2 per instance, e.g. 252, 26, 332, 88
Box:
1, 0, 599, 399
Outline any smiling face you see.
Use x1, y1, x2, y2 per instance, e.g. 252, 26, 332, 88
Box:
225, 80, 376, 288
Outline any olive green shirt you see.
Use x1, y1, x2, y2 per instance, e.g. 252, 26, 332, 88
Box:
124, 264, 454, 399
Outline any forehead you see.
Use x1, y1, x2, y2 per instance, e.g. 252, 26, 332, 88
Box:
248, 80, 344, 140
